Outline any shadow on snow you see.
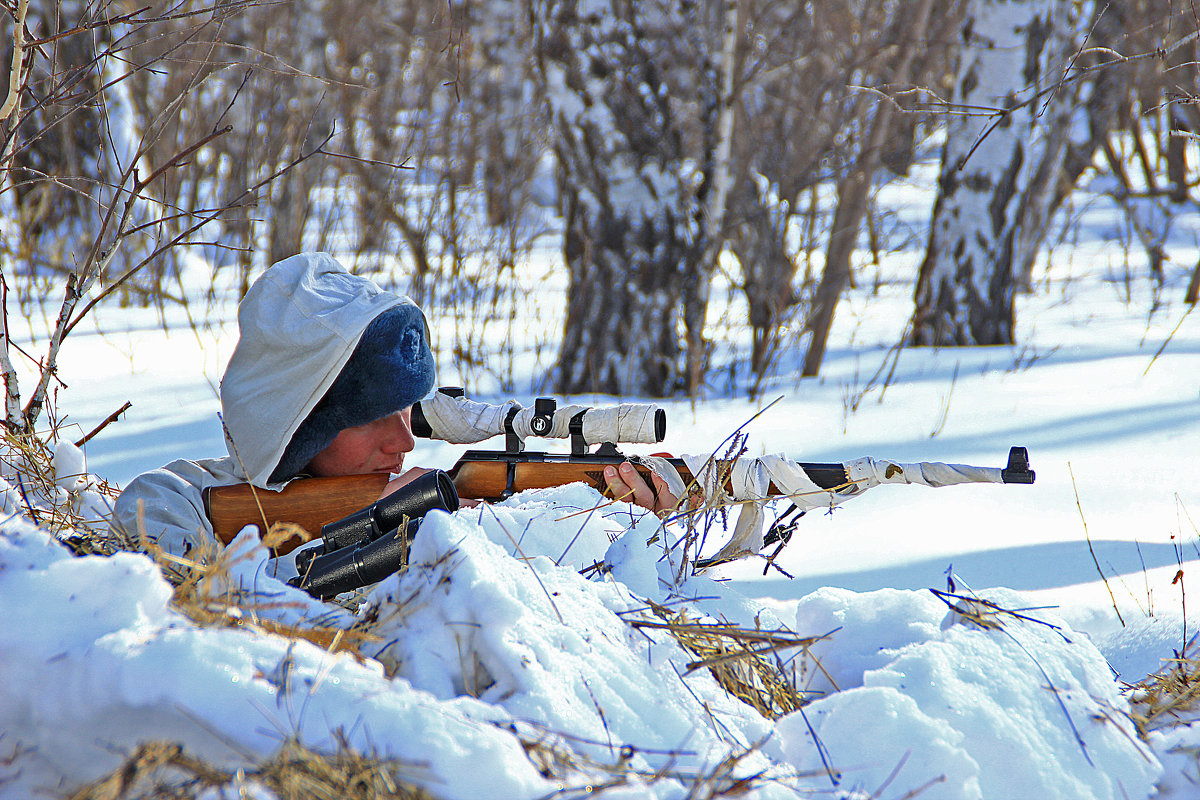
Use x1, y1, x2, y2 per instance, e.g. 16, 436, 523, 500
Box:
731, 538, 1190, 599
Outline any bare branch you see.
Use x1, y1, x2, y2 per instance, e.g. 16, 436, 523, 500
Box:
0, 0, 29, 123
64, 128, 335, 337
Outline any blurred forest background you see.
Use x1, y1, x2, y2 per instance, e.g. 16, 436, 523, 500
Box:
1, 0, 1198, 435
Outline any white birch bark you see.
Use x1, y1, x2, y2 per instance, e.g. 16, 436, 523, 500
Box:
1012, 0, 1084, 289
912, 0, 1080, 346
534, 0, 726, 397
0, 0, 31, 427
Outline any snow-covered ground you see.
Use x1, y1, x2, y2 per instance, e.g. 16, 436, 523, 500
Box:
2, 175, 1200, 797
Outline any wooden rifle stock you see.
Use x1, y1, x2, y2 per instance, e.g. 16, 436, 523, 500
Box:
203, 473, 390, 554
203, 450, 853, 552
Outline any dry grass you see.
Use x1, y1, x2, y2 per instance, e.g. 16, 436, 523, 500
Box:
150, 525, 384, 660
1, 425, 384, 659
0, 430, 450, 796
65, 717, 780, 800
1, 425, 121, 546
626, 601, 833, 721
514, 723, 774, 799
1127, 634, 1200, 735
66, 735, 436, 800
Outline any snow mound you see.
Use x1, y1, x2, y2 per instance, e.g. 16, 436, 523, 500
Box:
781, 587, 1159, 798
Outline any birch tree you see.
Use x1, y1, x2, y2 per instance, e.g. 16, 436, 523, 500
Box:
911, 0, 1080, 346
533, 0, 734, 397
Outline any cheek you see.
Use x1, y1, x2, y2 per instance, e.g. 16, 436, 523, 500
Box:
337, 432, 378, 467
310, 431, 374, 475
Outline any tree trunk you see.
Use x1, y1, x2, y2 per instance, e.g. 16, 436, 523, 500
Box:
912, 0, 1077, 346
534, 0, 726, 397
802, 158, 877, 377
731, 182, 797, 377
1011, 6, 1080, 290
556, 198, 686, 395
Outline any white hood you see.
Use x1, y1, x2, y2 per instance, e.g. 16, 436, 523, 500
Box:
219, 253, 410, 487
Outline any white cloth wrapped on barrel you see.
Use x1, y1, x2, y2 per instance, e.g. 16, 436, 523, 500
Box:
644, 453, 1008, 565
648, 453, 840, 565
416, 391, 1011, 566
843, 457, 1003, 488
416, 391, 664, 446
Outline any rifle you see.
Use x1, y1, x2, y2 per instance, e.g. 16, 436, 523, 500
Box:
203, 390, 1036, 556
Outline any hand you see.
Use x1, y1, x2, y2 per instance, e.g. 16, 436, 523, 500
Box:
381, 467, 434, 497
603, 461, 680, 518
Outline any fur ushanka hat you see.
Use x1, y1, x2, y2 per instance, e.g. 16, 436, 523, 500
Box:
268, 302, 435, 483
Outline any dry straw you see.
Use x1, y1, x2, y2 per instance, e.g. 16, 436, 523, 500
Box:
0, 425, 120, 547
514, 722, 775, 798
67, 736, 435, 800
149, 524, 382, 660
6, 414, 384, 660
625, 600, 835, 721
1127, 633, 1200, 735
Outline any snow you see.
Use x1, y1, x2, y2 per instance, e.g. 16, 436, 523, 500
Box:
782, 587, 1158, 799
3, 170, 1200, 796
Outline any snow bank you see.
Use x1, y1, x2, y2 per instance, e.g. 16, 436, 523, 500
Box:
0, 513, 549, 799
780, 587, 1159, 798
0, 482, 1169, 798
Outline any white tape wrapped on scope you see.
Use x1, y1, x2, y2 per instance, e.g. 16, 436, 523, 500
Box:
417, 392, 520, 444
578, 404, 661, 445
417, 391, 663, 446
501, 403, 662, 444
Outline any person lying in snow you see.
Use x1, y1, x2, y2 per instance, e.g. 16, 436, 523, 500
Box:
109, 252, 679, 559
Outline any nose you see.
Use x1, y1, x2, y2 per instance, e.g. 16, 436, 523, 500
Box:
380, 409, 416, 455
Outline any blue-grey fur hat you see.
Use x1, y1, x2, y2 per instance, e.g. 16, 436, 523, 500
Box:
269, 302, 435, 483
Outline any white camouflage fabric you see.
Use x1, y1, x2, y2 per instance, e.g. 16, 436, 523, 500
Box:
654, 453, 1011, 565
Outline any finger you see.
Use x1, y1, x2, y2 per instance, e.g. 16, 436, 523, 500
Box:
619, 462, 658, 508
603, 463, 654, 508
603, 465, 634, 503
649, 472, 680, 516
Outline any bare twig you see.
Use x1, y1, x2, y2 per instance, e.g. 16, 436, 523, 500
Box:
64, 127, 334, 338
1069, 463, 1125, 626
0, 0, 30, 123
74, 400, 131, 448
1144, 303, 1195, 375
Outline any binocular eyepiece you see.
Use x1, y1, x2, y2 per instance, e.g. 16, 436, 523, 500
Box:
317, 469, 458, 554
289, 469, 458, 599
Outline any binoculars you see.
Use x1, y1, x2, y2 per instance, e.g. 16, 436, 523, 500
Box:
288, 469, 458, 599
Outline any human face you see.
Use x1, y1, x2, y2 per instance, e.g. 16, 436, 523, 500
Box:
306, 407, 416, 477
